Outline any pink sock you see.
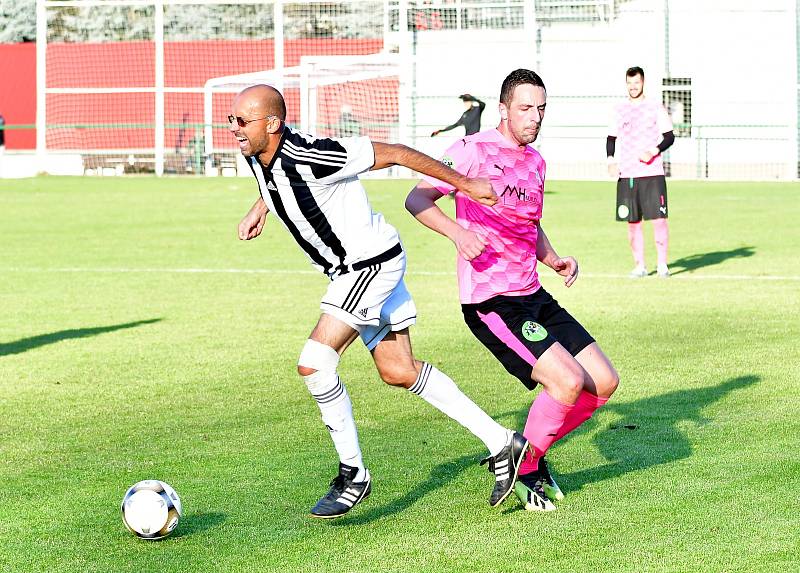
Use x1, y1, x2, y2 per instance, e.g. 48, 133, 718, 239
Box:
518, 391, 574, 475
653, 219, 669, 266
627, 222, 645, 268
555, 390, 609, 441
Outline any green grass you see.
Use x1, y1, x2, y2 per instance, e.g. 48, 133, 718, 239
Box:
0, 176, 798, 572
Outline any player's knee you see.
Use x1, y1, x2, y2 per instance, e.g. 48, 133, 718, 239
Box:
600, 365, 620, 397
297, 364, 316, 377
377, 363, 416, 388
297, 339, 340, 383
560, 367, 585, 400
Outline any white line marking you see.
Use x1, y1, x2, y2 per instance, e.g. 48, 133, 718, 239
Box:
2, 268, 800, 281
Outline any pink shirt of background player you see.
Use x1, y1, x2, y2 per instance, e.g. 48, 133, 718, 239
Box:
422, 129, 545, 304
609, 98, 673, 178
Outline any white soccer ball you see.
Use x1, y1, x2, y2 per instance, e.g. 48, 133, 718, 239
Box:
121, 480, 182, 540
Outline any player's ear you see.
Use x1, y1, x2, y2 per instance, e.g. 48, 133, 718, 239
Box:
267, 116, 282, 134
499, 102, 509, 121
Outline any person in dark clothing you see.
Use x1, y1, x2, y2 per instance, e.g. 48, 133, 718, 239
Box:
431, 94, 485, 137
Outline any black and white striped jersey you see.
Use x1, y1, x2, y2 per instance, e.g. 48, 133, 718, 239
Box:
247, 127, 402, 278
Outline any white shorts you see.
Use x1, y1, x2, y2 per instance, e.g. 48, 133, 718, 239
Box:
320, 250, 417, 350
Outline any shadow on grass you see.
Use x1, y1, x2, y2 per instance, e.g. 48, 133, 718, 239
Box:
669, 246, 755, 275
172, 511, 227, 538
522, 375, 760, 494
330, 453, 477, 526
0, 318, 163, 357
319, 376, 758, 522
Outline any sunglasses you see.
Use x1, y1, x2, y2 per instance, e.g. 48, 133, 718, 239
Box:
227, 114, 278, 128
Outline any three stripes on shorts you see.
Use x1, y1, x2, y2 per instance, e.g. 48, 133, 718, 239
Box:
342, 265, 380, 314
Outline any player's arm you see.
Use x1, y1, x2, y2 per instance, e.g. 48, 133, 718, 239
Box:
405, 182, 487, 261
372, 142, 497, 206
607, 105, 620, 178
536, 225, 579, 288
640, 104, 675, 162
238, 196, 269, 240
432, 117, 464, 137
639, 130, 675, 163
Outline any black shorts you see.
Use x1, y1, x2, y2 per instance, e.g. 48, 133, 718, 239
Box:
616, 175, 668, 222
461, 288, 595, 390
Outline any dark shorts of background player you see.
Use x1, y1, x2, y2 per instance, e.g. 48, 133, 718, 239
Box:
461, 288, 595, 390
616, 174, 668, 222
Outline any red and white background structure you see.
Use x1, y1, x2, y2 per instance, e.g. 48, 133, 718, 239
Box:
0, 0, 798, 179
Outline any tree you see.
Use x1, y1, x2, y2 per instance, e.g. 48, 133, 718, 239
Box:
0, 0, 36, 43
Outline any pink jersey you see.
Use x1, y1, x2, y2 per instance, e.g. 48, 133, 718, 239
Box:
422, 129, 545, 304
609, 98, 673, 178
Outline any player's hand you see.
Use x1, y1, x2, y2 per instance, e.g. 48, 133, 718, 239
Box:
461, 176, 498, 207
552, 256, 579, 288
238, 210, 266, 240
454, 227, 487, 261
607, 162, 619, 179
639, 148, 656, 164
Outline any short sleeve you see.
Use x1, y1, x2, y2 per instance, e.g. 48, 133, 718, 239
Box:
303, 135, 375, 183
657, 104, 674, 133
420, 139, 477, 195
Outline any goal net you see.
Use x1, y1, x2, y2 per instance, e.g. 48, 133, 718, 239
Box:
41, 0, 390, 175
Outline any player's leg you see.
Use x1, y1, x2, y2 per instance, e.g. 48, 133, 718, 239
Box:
653, 218, 670, 277
523, 345, 618, 506
461, 295, 570, 510
518, 342, 583, 471
371, 329, 508, 452
299, 313, 368, 519
364, 275, 509, 459
505, 289, 610, 506
522, 292, 617, 503
508, 345, 581, 512
365, 274, 528, 507
553, 342, 619, 442
618, 177, 646, 277
628, 222, 646, 276
370, 326, 527, 507
641, 175, 670, 277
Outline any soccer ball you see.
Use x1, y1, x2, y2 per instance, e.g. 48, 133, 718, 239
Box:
121, 480, 182, 540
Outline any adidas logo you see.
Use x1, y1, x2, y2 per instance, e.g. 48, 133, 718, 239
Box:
267, 180, 277, 192
358, 308, 368, 318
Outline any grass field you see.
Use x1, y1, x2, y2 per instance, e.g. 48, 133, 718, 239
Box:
1, 176, 798, 572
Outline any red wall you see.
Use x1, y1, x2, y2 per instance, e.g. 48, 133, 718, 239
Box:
0, 43, 37, 149
0, 39, 388, 150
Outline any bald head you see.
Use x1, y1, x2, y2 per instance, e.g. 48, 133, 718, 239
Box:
235, 84, 287, 121
229, 84, 287, 160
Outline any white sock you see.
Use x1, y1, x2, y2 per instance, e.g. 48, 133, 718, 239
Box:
408, 362, 509, 456
304, 371, 365, 474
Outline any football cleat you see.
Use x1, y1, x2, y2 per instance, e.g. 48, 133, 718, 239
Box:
310, 463, 371, 519
537, 456, 565, 501
514, 471, 556, 512
480, 431, 530, 507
